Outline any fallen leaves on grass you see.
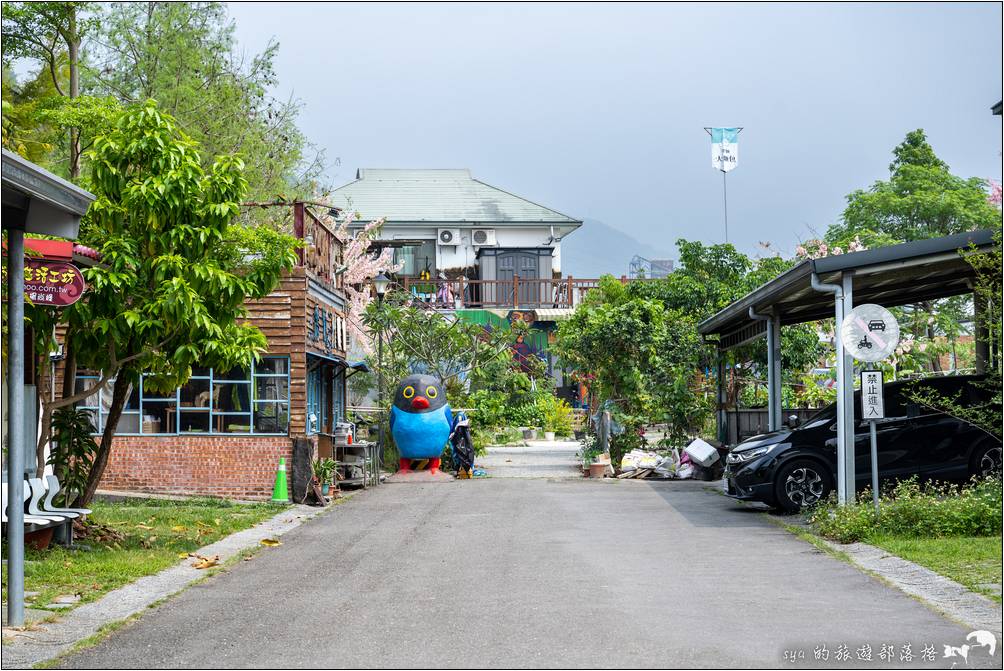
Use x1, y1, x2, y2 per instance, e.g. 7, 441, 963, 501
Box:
259, 538, 281, 547
134, 524, 154, 530
190, 554, 220, 569
171, 525, 187, 532
72, 518, 125, 544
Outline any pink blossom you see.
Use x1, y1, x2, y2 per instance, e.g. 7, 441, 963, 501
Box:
320, 209, 404, 354
831, 246, 843, 255
988, 179, 1003, 208
795, 245, 807, 257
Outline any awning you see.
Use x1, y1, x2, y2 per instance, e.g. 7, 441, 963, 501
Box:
698, 229, 997, 349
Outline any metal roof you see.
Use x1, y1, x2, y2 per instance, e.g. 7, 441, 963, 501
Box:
331, 169, 582, 227
2, 149, 95, 217
698, 229, 997, 349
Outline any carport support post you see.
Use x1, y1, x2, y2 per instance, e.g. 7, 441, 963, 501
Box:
840, 273, 856, 504
769, 313, 782, 431
6, 228, 26, 627
812, 270, 851, 506
716, 352, 727, 443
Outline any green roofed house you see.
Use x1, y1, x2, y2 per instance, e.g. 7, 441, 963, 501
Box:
330, 168, 584, 309
330, 168, 590, 405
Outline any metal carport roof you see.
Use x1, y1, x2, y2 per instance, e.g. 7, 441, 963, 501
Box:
698, 229, 997, 349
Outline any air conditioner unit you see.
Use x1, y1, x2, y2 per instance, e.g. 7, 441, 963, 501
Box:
437, 228, 461, 246
471, 228, 496, 246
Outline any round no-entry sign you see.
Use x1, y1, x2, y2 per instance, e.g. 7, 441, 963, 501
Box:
839, 303, 900, 362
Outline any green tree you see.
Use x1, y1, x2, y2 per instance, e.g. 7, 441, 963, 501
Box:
88, 2, 321, 206
2, 1, 93, 177
57, 101, 298, 505
826, 130, 1001, 373
833, 129, 999, 242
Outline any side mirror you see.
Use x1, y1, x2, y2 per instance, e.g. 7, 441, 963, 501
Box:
787, 414, 800, 428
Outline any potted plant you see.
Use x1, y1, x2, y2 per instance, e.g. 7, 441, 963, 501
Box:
312, 458, 337, 495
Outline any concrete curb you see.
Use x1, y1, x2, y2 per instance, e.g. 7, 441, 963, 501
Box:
820, 538, 1003, 634
1, 501, 335, 669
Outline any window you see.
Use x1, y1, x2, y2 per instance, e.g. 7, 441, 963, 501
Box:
306, 367, 323, 435
393, 241, 436, 277
76, 357, 290, 435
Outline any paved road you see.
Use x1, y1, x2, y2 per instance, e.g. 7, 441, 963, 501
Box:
477, 441, 582, 478
59, 479, 996, 669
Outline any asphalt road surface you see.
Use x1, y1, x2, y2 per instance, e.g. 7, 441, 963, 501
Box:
58, 478, 997, 669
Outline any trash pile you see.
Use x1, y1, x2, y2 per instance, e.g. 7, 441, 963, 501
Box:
616, 438, 721, 480
617, 448, 694, 479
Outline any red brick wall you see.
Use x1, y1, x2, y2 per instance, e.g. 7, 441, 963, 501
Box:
100, 435, 293, 500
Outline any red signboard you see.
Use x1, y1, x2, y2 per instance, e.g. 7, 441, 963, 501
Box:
24, 259, 87, 307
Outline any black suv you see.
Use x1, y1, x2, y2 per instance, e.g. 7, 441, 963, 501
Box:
723, 375, 1002, 512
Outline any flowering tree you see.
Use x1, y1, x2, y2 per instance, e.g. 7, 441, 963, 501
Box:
329, 211, 401, 353
795, 235, 867, 260
989, 179, 1002, 209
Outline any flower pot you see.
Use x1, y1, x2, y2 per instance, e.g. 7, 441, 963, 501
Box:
522, 428, 535, 440
544, 431, 556, 441
321, 483, 330, 496
588, 463, 608, 479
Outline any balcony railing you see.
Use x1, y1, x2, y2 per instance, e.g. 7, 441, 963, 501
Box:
398, 276, 612, 309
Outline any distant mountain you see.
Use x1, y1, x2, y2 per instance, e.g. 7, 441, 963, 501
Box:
560, 218, 674, 278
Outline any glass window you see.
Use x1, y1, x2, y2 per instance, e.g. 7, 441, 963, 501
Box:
219, 414, 252, 433
254, 402, 289, 434
255, 376, 288, 401
214, 383, 251, 413
215, 365, 251, 381
255, 358, 289, 376
179, 378, 210, 408
116, 413, 141, 433
394, 241, 436, 277
180, 409, 210, 433
81, 356, 289, 435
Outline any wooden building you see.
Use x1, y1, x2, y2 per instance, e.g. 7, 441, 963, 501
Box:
89, 203, 360, 500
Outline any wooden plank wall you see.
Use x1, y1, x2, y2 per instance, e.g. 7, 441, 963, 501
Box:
245, 267, 307, 436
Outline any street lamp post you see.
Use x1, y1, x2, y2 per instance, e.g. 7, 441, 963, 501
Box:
373, 273, 390, 473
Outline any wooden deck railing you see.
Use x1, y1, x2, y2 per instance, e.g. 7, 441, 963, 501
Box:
398, 276, 611, 309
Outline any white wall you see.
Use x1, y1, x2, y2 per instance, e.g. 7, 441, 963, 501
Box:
354, 224, 577, 275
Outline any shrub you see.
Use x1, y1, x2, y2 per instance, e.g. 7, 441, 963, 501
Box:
538, 395, 573, 436
808, 476, 1003, 543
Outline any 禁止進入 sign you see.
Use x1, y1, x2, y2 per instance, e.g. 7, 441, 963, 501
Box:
840, 303, 900, 362
860, 370, 885, 420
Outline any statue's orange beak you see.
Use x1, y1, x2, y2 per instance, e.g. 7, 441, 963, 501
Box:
411, 396, 430, 410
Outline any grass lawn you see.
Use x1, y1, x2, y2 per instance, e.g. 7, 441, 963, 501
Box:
867, 533, 1003, 603
2, 497, 285, 613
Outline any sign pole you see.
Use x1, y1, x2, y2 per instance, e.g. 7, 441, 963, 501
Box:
867, 365, 881, 517
722, 170, 728, 244
705, 127, 742, 245
842, 303, 899, 514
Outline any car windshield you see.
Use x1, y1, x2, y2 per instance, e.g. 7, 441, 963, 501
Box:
800, 403, 836, 429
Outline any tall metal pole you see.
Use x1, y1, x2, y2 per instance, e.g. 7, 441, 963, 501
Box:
722, 170, 729, 244
377, 295, 384, 472
6, 228, 26, 627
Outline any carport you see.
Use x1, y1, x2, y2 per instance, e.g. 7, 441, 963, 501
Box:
697, 229, 998, 504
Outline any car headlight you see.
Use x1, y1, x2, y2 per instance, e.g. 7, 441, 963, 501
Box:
726, 444, 776, 464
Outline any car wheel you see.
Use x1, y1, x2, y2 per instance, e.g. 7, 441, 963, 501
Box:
774, 459, 832, 513
971, 444, 1003, 479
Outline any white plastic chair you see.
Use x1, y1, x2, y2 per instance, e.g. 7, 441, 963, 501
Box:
1, 482, 61, 525
42, 475, 92, 516
26, 479, 71, 522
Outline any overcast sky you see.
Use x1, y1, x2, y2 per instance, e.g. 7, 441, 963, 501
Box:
229, 2, 1002, 258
